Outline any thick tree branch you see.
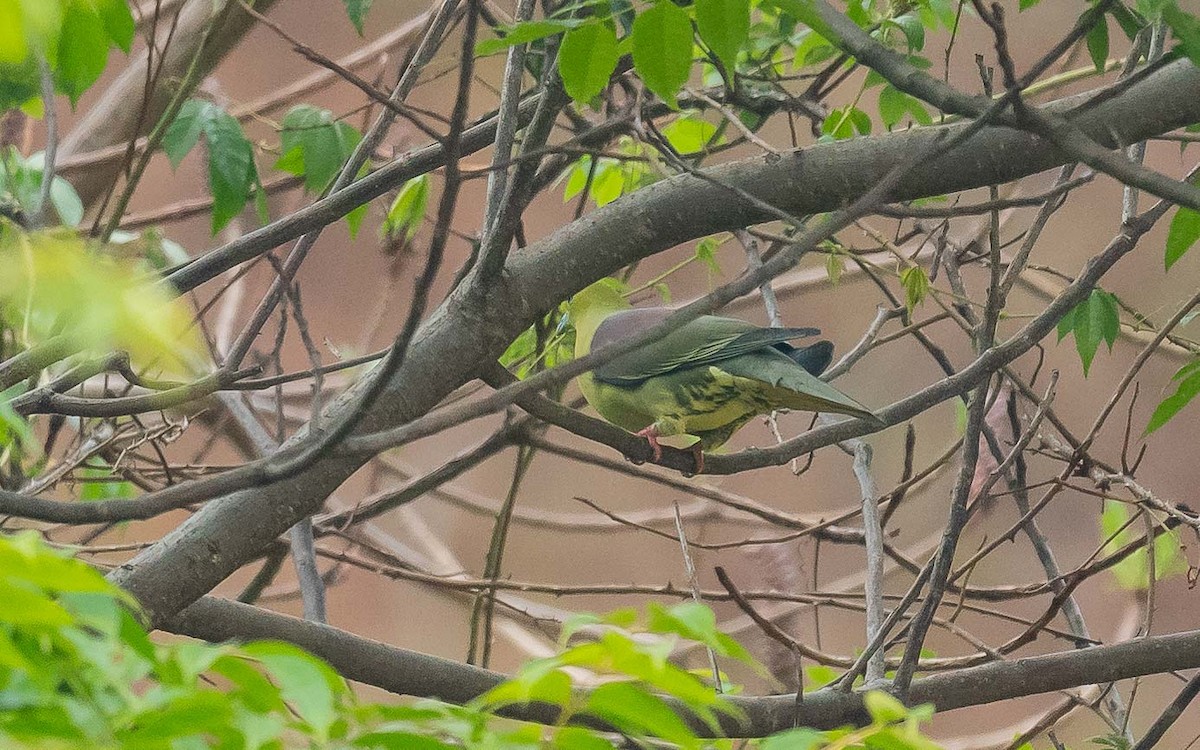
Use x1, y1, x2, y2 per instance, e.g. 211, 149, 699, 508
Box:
164, 596, 1200, 738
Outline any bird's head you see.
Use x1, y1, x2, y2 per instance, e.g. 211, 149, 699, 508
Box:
567, 279, 631, 353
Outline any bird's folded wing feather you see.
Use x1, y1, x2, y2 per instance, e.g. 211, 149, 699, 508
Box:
592, 309, 820, 387
717, 351, 879, 422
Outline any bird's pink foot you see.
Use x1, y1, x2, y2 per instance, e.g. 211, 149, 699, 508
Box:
634, 425, 664, 463
690, 443, 705, 474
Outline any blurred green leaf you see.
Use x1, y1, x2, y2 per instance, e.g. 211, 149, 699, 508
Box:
632, 1, 693, 108
663, 115, 720, 154
0, 225, 207, 376
560, 22, 619, 104
242, 640, 346, 739
1100, 500, 1187, 589
696, 0, 749, 73
476, 19, 583, 57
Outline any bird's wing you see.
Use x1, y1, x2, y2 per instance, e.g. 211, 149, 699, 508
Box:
716, 350, 881, 423
591, 308, 821, 387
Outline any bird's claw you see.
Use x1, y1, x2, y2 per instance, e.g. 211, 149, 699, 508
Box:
634, 426, 664, 463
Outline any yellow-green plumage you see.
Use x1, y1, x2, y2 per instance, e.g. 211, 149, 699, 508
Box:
568, 282, 880, 459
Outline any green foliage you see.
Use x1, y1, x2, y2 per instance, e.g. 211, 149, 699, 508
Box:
822, 106, 872, 140
0, 223, 206, 377
162, 99, 261, 234
1144, 356, 1200, 434
1165, 205, 1200, 269
1100, 500, 1187, 590
561, 135, 660, 207
1092, 731, 1133, 750
78, 461, 135, 502
878, 85, 932, 129
695, 0, 751, 74
0, 146, 83, 226
275, 105, 364, 195
695, 236, 722, 276
1056, 288, 1120, 376
0, 0, 134, 109
0, 386, 41, 477
663, 114, 722, 154
559, 22, 620, 103
475, 19, 586, 57
381, 174, 430, 244
899, 265, 929, 314
631, 1, 694, 108
341, 0, 373, 35
0, 532, 952, 749
1163, 1, 1200, 66
1086, 12, 1110, 73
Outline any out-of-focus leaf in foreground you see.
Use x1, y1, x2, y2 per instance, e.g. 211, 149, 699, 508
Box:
0, 223, 206, 377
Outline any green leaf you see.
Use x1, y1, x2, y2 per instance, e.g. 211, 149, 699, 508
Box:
803, 663, 838, 689
1164, 3, 1200, 66
552, 725, 615, 750
1019, 0, 1042, 9
864, 690, 908, 724
662, 114, 719, 153
162, 99, 258, 233
79, 462, 135, 502
1087, 13, 1110, 73
49, 175, 82, 226
0, 579, 73, 625
475, 20, 580, 56
1100, 500, 1187, 589
694, 236, 721, 274
647, 602, 755, 667
382, 174, 429, 242
899, 265, 928, 313
55, 1, 109, 103
204, 107, 256, 233
559, 22, 619, 103
1165, 206, 1200, 268
825, 250, 844, 286
891, 13, 925, 52
162, 99, 208, 168
275, 104, 362, 193
695, 0, 749, 73
1064, 288, 1120, 376
584, 682, 699, 747
341, 0, 373, 34
1111, 3, 1146, 40
822, 105, 872, 139
631, 1, 694, 108
1145, 361, 1200, 434
243, 641, 345, 739
0, 227, 207, 376
878, 85, 932, 129
96, 0, 134, 52
761, 728, 826, 750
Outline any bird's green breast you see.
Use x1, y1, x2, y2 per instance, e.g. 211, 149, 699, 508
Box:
580, 365, 774, 447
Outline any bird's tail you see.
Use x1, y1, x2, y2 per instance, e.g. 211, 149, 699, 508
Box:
723, 351, 885, 427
